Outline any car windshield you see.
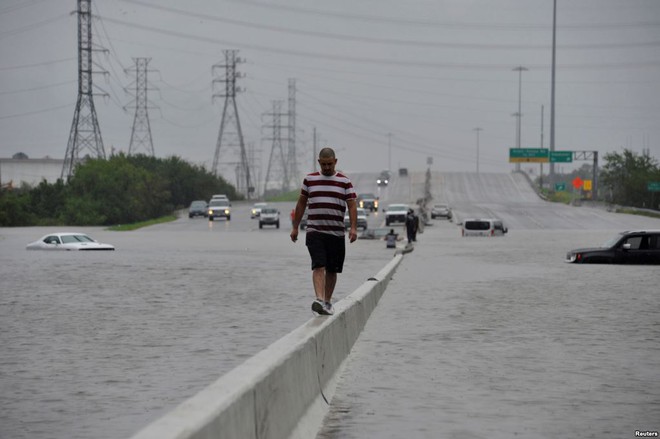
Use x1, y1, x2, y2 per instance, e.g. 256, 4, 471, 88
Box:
61, 234, 94, 243
435, 204, 447, 209
191, 201, 205, 207
388, 205, 407, 212
602, 233, 624, 248
209, 200, 229, 207
261, 208, 277, 214
359, 194, 375, 199
254, 203, 267, 208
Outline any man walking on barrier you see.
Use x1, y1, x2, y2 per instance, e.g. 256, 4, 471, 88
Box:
290, 147, 358, 315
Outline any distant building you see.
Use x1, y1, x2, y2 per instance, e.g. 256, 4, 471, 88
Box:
0, 154, 64, 187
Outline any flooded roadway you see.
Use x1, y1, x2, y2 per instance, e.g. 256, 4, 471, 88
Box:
2, 171, 659, 438
0, 202, 393, 439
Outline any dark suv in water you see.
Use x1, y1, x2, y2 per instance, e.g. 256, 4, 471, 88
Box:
566, 230, 660, 264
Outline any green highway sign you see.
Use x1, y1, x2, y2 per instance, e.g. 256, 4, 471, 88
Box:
648, 182, 660, 192
509, 148, 549, 163
550, 151, 573, 163
555, 183, 566, 191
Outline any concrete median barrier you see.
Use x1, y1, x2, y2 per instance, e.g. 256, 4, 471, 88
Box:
130, 254, 403, 439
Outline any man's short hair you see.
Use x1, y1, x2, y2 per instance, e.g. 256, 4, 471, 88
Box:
318, 147, 336, 159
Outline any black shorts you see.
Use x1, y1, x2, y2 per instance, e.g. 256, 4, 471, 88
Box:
305, 232, 346, 273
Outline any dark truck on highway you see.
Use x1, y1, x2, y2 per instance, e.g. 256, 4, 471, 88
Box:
357, 193, 379, 212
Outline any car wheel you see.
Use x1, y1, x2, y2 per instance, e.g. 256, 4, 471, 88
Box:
386, 220, 390, 226
227, 215, 231, 221
276, 221, 280, 228
189, 214, 193, 218
209, 216, 214, 221
259, 222, 263, 229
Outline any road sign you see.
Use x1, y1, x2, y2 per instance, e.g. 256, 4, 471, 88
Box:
555, 183, 566, 191
549, 151, 573, 163
648, 182, 660, 192
509, 148, 549, 163
583, 180, 592, 191
572, 177, 583, 190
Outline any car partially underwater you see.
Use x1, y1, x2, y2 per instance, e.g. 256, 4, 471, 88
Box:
566, 230, 660, 264
26, 233, 115, 251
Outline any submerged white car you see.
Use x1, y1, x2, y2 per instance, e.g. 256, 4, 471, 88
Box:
26, 233, 115, 251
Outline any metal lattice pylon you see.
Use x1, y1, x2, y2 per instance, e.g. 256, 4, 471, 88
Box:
211, 50, 253, 199
126, 57, 155, 156
62, 0, 106, 181
263, 100, 288, 194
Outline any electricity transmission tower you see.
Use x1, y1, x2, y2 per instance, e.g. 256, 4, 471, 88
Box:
263, 100, 289, 195
62, 0, 107, 181
212, 50, 253, 199
125, 57, 156, 156
287, 78, 298, 189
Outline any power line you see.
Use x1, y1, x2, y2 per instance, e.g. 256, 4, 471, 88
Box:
0, 80, 75, 95
220, 0, 660, 31
114, 1, 660, 51
0, 57, 75, 72
0, 103, 73, 120
98, 17, 660, 71
0, 12, 68, 39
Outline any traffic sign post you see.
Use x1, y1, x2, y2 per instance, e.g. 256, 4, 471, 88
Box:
648, 182, 660, 192
572, 177, 583, 190
509, 148, 549, 163
550, 151, 573, 163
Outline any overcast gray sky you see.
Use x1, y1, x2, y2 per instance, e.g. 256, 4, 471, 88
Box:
1, 0, 659, 183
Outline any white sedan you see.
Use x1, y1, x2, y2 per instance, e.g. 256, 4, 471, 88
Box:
26, 233, 115, 251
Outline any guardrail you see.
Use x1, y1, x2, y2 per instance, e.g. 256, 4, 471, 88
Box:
130, 254, 404, 439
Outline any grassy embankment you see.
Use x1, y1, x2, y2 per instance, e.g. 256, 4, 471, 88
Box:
106, 215, 177, 231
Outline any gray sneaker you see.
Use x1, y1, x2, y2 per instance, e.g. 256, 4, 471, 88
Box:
312, 299, 328, 315
324, 301, 334, 315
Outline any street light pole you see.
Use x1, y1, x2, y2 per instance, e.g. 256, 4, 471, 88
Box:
473, 127, 483, 174
549, 0, 557, 185
513, 66, 528, 172
387, 132, 392, 172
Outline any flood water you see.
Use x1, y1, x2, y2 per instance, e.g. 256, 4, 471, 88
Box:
2, 188, 660, 438
0, 212, 393, 439
318, 223, 660, 438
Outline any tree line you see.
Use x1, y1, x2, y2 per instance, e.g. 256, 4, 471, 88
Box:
534, 148, 659, 210
0, 154, 240, 227
600, 149, 660, 209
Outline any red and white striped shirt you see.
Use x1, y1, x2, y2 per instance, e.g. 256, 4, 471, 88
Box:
301, 171, 356, 237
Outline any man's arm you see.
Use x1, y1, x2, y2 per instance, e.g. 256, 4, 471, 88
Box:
346, 198, 358, 243
290, 194, 308, 242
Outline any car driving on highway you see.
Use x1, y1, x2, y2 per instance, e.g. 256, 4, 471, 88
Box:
384, 203, 408, 226
344, 207, 368, 230
357, 193, 379, 212
188, 200, 208, 218
208, 199, 231, 221
251, 202, 268, 219
259, 207, 280, 229
431, 203, 452, 220
566, 230, 660, 264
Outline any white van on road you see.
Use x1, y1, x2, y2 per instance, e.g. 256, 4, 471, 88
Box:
461, 218, 508, 237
